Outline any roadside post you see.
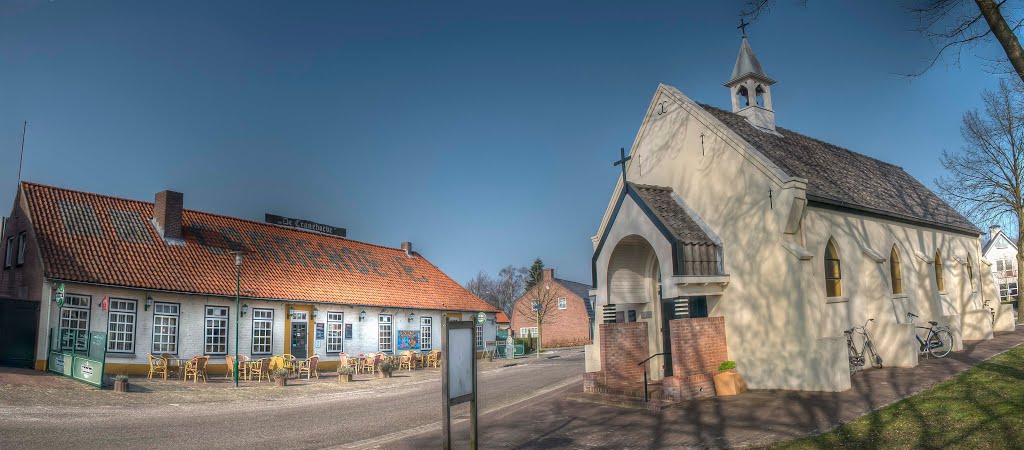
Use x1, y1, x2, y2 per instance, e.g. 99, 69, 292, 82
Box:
533, 303, 542, 358
441, 320, 478, 450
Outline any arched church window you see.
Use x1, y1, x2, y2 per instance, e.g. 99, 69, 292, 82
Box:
755, 84, 765, 108
935, 250, 945, 292
890, 245, 903, 295
737, 86, 750, 107
967, 256, 974, 290
824, 239, 842, 297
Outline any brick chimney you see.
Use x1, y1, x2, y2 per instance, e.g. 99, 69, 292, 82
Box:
401, 241, 413, 257
543, 268, 555, 280
154, 190, 184, 240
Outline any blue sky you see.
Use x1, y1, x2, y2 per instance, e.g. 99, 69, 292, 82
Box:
0, 0, 1009, 285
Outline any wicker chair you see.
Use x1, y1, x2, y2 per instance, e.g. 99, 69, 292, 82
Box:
147, 354, 168, 380
426, 349, 441, 368
399, 351, 415, 371
361, 354, 377, 374
184, 356, 209, 383
249, 358, 271, 382
297, 355, 320, 380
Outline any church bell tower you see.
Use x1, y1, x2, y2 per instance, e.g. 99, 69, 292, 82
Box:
724, 24, 776, 132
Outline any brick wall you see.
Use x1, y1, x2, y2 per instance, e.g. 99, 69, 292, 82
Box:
0, 189, 44, 303
669, 316, 728, 378
598, 321, 648, 390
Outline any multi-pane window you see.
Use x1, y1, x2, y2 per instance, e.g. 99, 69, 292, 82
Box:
16, 232, 26, 265
326, 312, 344, 353
519, 327, 538, 337
3, 236, 12, 268
558, 297, 567, 309
152, 302, 179, 354
251, 309, 273, 355
476, 322, 483, 350
60, 294, 91, 351
824, 239, 842, 297
1000, 282, 1018, 303
935, 251, 945, 292
378, 314, 393, 352
890, 246, 903, 295
106, 298, 137, 353
420, 317, 432, 351
205, 306, 229, 355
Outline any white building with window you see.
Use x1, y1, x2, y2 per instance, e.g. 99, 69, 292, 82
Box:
0, 182, 499, 374
982, 225, 1018, 306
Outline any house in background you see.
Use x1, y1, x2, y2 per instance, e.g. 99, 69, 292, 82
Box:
510, 268, 594, 347
982, 225, 1018, 305
496, 311, 511, 332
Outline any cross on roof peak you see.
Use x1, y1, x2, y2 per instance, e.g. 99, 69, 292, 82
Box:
738, 18, 749, 38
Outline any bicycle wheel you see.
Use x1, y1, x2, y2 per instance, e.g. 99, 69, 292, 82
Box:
928, 330, 953, 358
864, 340, 883, 369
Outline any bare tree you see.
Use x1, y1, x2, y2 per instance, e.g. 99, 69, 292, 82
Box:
937, 78, 1024, 320
493, 265, 528, 316
514, 278, 564, 354
464, 271, 499, 308
741, 0, 1024, 84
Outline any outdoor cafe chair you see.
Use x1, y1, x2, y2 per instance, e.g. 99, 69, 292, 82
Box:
236, 355, 250, 380
281, 353, 298, 373
147, 353, 168, 380
426, 350, 441, 368
249, 358, 270, 382
361, 354, 377, 374
161, 353, 183, 378
297, 355, 320, 380
399, 351, 414, 371
184, 356, 209, 383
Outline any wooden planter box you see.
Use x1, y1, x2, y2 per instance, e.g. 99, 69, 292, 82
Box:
377, 371, 393, 379
114, 380, 129, 393
713, 371, 747, 396
338, 374, 353, 383
275, 378, 287, 387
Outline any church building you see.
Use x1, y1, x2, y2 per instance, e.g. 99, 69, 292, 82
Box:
583, 33, 1016, 397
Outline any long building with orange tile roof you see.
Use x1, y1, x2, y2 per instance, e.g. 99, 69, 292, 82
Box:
0, 181, 499, 374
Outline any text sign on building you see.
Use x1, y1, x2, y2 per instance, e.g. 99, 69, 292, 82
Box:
265, 213, 347, 237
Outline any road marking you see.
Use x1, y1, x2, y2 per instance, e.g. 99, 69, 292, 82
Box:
333, 376, 580, 449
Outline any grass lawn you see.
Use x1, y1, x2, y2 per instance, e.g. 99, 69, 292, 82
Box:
774, 345, 1024, 449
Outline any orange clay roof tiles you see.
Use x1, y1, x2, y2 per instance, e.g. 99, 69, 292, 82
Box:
22, 181, 498, 313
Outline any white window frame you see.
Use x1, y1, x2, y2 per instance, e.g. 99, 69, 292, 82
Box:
60, 294, 91, 351
152, 302, 180, 355
251, 308, 274, 355
558, 297, 567, 310
378, 314, 393, 353
3, 236, 12, 268
519, 326, 538, 337
420, 317, 432, 351
204, 306, 229, 355
106, 298, 137, 354
16, 232, 26, 265
1000, 282, 1019, 303
326, 312, 344, 354
476, 322, 483, 350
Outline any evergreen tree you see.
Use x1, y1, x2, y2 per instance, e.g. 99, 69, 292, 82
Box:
525, 258, 545, 291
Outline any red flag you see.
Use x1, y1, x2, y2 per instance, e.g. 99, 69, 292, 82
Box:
101, 295, 109, 311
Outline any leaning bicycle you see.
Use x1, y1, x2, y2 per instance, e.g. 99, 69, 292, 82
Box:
845, 318, 883, 373
907, 312, 953, 358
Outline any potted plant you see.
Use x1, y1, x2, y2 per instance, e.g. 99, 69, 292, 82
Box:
272, 368, 292, 387
712, 361, 747, 396
113, 374, 130, 393
377, 361, 395, 379
337, 365, 355, 383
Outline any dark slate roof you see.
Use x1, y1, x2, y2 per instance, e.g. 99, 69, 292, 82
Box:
629, 183, 716, 245
555, 277, 595, 321
698, 104, 978, 235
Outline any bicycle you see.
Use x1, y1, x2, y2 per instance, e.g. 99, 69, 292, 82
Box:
845, 318, 882, 373
907, 312, 953, 358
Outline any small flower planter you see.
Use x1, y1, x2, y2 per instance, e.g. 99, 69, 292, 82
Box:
114, 380, 129, 393
275, 377, 287, 387
712, 361, 747, 396
271, 368, 291, 387
338, 374, 353, 383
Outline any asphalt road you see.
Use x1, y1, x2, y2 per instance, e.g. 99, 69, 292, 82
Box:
0, 350, 583, 449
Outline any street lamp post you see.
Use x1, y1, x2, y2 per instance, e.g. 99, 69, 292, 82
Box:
232, 251, 243, 387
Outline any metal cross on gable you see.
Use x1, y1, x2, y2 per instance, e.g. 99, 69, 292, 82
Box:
738, 18, 749, 38
613, 147, 631, 189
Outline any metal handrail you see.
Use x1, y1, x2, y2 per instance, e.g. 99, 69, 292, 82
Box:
638, 352, 670, 403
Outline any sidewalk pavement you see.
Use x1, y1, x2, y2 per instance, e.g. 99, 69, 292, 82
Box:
383, 329, 1024, 449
